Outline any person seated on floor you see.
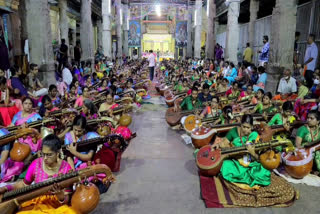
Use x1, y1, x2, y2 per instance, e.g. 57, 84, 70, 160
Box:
274, 69, 298, 101
295, 110, 320, 174
200, 96, 221, 119
226, 81, 241, 100
198, 83, 213, 106
216, 78, 229, 93
209, 114, 297, 207
0, 134, 77, 214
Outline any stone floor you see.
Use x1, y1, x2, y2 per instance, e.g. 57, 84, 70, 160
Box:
93, 97, 320, 214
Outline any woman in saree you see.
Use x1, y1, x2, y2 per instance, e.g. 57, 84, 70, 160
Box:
253, 66, 267, 92
200, 96, 221, 119
64, 115, 100, 170
212, 105, 236, 125
295, 110, 320, 173
39, 95, 59, 117
74, 86, 91, 108
216, 78, 229, 93
237, 84, 257, 104
81, 99, 98, 120
0, 134, 76, 214
97, 79, 109, 92
0, 76, 19, 126
10, 97, 42, 127
225, 81, 241, 100
210, 114, 297, 207
250, 92, 278, 114
224, 62, 237, 85
99, 91, 119, 113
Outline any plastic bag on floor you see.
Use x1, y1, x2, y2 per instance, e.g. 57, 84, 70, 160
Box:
181, 134, 192, 145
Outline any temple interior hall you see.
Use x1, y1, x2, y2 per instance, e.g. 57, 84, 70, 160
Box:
0, 0, 320, 214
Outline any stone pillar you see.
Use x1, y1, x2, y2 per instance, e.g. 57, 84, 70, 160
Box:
194, 0, 202, 59
102, 0, 112, 59
72, 25, 77, 59
226, 0, 240, 63
265, 0, 297, 94
80, 0, 95, 62
25, 0, 55, 86
116, 0, 123, 58
248, 0, 259, 49
59, 0, 69, 46
187, 5, 193, 58
123, 4, 129, 57
97, 19, 103, 49
205, 0, 216, 59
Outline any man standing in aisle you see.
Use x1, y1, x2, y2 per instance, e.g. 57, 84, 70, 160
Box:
148, 50, 155, 81
303, 34, 318, 88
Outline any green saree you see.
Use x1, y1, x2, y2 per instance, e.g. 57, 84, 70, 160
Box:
220, 127, 271, 187
296, 125, 320, 172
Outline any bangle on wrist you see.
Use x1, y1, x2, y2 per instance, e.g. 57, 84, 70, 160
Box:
58, 195, 67, 204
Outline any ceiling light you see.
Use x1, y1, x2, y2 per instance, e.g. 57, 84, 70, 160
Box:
156, 4, 161, 17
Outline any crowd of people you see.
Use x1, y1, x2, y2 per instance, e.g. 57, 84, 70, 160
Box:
159, 35, 319, 207
0, 51, 155, 213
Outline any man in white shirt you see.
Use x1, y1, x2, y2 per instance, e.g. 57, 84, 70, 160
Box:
62, 62, 73, 86
148, 50, 155, 81
277, 69, 297, 95
303, 34, 319, 88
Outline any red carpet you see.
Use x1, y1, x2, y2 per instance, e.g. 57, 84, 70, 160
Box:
199, 174, 226, 208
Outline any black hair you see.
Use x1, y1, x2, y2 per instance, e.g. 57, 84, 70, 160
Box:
127, 78, 133, 85
203, 83, 210, 90
309, 34, 316, 41
83, 99, 97, 115
246, 42, 250, 47
39, 95, 52, 116
0, 76, 6, 85
258, 66, 265, 73
308, 110, 320, 121
263, 35, 269, 41
22, 97, 34, 107
257, 89, 265, 95
192, 81, 201, 89
182, 78, 188, 83
191, 87, 199, 92
222, 78, 229, 82
223, 105, 233, 119
61, 39, 66, 44
30, 63, 38, 71
92, 72, 97, 77
42, 134, 62, 153
73, 115, 87, 129
282, 101, 293, 112
295, 32, 301, 37
232, 81, 239, 86
241, 114, 254, 126
49, 84, 57, 92
264, 92, 273, 100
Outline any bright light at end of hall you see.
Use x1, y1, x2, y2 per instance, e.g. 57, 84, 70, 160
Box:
156, 4, 161, 17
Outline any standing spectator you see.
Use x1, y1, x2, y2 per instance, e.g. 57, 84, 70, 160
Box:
74, 41, 82, 66
215, 44, 223, 63
0, 26, 10, 72
148, 50, 155, 81
58, 39, 68, 73
303, 34, 318, 88
243, 43, 253, 66
258, 35, 269, 66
